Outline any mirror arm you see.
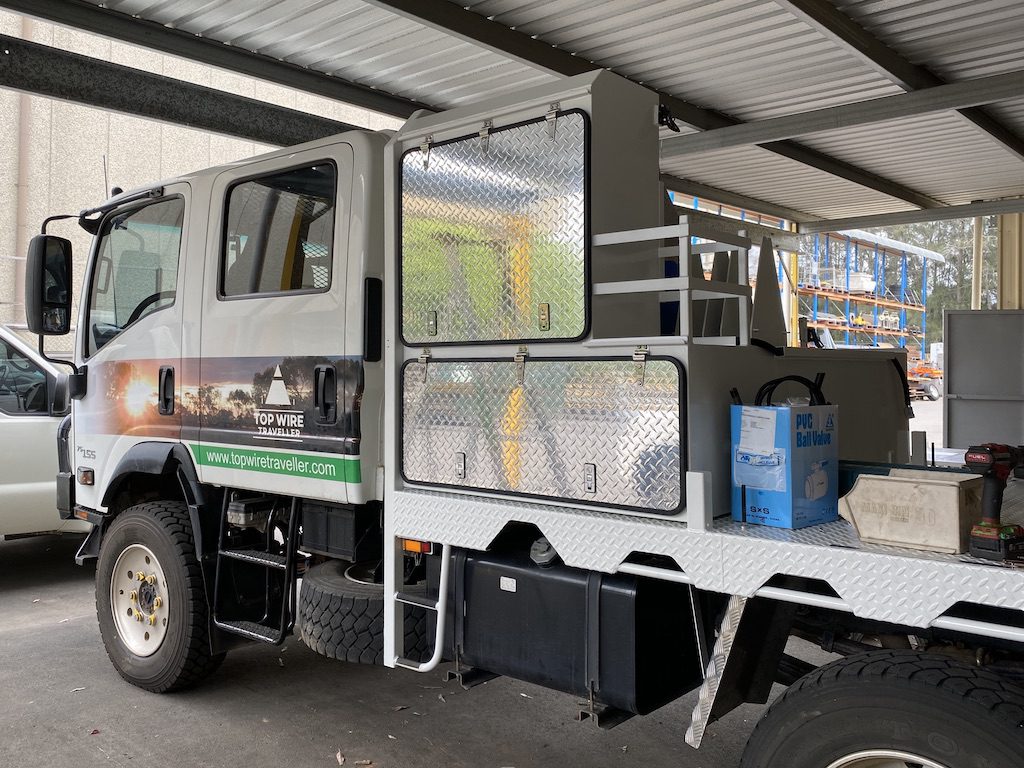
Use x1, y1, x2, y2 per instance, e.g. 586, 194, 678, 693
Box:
37, 334, 83, 380
41, 214, 77, 234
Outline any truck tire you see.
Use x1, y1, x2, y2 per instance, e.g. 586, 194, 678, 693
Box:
298, 560, 431, 665
96, 501, 224, 692
924, 381, 940, 401
740, 650, 1024, 768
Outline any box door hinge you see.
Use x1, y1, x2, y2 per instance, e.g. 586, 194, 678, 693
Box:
633, 345, 649, 386
479, 119, 492, 154
418, 349, 431, 382
514, 345, 529, 385
420, 135, 433, 169
546, 102, 560, 138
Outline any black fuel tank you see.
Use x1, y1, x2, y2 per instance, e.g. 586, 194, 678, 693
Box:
447, 549, 704, 715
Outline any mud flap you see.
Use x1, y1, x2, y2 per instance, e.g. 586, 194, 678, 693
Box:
74, 517, 106, 565
685, 595, 795, 747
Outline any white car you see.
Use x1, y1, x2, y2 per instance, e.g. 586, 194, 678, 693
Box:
0, 325, 89, 538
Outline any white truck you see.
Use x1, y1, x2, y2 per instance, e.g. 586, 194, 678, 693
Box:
24, 72, 1024, 768
0, 324, 89, 538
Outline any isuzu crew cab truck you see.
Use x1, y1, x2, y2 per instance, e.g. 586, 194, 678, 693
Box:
25, 71, 1024, 767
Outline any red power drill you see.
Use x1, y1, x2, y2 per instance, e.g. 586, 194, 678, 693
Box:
966, 444, 1024, 561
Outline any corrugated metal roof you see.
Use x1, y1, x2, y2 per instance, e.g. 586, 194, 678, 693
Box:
798, 110, 1024, 204
92, 0, 557, 106
464, 0, 905, 121
835, 0, 1024, 81
66, 0, 1024, 222
661, 144, 917, 219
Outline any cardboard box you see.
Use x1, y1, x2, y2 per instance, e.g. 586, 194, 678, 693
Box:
731, 404, 839, 528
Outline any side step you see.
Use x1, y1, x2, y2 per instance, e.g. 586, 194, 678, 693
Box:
392, 542, 452, 672
215, 619, 284, 644
219, 549, 287, 570
213, 497, 300, 646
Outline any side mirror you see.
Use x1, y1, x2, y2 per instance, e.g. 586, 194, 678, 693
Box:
25, 234, 73, 336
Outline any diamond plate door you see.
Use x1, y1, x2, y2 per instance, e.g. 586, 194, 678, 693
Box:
400, 111, 588, 345
401, 358, 683, 513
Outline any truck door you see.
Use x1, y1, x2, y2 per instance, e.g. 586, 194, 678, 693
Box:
190, 144, 358, 503
73, 186, 189, 512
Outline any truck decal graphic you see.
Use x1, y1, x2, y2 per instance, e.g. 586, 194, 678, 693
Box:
80, 355, 363, 456
192, 443, 360, 483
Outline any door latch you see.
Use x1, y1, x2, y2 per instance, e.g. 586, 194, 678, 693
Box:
158, 366, 174, 415
313, 364, 337, 424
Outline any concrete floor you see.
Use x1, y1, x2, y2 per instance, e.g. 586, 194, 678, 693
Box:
912, 396, 943, 449
1, 534, 773, 768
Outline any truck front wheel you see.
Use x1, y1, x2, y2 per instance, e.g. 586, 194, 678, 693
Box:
740, 650, 1024, 768
96, 501, 224, 692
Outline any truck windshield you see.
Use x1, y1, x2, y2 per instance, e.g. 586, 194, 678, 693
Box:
85, 197, 184, 356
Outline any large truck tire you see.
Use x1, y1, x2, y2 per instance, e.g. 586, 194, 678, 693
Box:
740, 650, 1024, 768
298, 560, 431, 665
96, 501, 224, 692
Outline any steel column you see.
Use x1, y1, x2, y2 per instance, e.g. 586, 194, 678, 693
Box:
921, 261, 928, 358
812, 235, 820, 322
900, 252, 908, 349
872, 246, 879, 346
972, 217, 984, 310
845, 236, 851, 346
998, 214, 1024, 309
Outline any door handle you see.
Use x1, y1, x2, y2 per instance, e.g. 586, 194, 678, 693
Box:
158, 366, 174, 415
313, 364, 337, 424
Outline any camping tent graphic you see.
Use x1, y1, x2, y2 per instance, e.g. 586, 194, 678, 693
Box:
264, 366, 292, 407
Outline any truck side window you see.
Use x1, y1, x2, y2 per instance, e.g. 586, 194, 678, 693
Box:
0, 340, 47, 415
86, 197, 185, 357
221, 163, 336, 298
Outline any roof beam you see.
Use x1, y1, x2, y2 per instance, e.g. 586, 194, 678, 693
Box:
663, 69, 1024, 156
0, 34, 355, 146
776, 0, 1024, 162
800, 198, 1024, 233
364, 0, 941, 209
2, 0, 947, 210
0, 0, 430, 118
660, 174, 817, 223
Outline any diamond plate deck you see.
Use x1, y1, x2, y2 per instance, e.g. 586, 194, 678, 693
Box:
401, 358, 682, 512
400, 112, 587, 344
390, 481, 1024, 631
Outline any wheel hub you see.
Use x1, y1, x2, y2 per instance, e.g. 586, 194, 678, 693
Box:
110, 543, 169, 657
825, 749, 951, 768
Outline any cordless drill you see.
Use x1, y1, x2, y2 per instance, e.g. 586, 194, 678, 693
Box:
966, 444, 1024, 560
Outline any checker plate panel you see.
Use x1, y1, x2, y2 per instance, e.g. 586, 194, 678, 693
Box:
401, 358, 682, 512
400, 112, 587, 344
389, 487, 1024, 629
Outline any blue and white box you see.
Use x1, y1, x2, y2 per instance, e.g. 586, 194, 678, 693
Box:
730, 404, 839, 529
